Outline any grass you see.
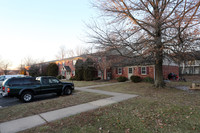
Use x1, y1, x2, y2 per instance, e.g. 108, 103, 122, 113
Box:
0, 91, 110, 123
61, 80, 115, 87
22, 81, 200, 133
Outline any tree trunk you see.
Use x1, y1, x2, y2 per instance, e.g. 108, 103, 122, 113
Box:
154, 50, 165, 88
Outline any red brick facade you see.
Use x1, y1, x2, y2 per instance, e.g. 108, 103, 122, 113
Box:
55, 57, 86, 79
162, 65, 179, 79
112, 67, 128, 79
111, 65, 179, 80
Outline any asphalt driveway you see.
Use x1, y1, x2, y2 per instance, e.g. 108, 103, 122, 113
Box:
0, 93, 59, 108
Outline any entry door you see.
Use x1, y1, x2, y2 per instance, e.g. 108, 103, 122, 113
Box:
66, 72, 71, 80
128, 67, 133, 79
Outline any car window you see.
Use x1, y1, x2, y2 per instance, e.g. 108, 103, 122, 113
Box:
23, 78, 35, 85
0, 76, 5, 81
9, 79, 22, 86
49, 78, 60, 84
42, 78, 49, 85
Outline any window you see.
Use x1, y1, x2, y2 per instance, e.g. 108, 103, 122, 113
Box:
9, 79, 22, 86
98, 70, 102, 77
0, 76, 5, 81
72, 71, 75, 76
50, 78, 60, 84
141, 67, 146, 75
62, 70, 65, 76
73, 60, 77, 66
42, 78, 49, 85
118, 68, 122, 75
128, 68, 133, 74
188, 60, 195, 65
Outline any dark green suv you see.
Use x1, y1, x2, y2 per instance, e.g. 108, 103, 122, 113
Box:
0, 76, 74, 102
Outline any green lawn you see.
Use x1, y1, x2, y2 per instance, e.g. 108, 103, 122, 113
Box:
0, 91, 110, 123
22, 81, 200, 133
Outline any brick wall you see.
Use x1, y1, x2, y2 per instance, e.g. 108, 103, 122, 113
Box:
112, 67, 128, 79
112, 65, 179, 80
162, 65, 179, 79
133, 66, 154, 79
56, 60, 75, 77
112, 66, 154, 79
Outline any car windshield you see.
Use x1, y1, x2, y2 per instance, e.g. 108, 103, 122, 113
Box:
0, 76, 5, 81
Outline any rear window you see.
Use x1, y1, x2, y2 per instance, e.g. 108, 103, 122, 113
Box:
4, 78, 37, 86
23, 78, 37, 85
8, 79, 23, 86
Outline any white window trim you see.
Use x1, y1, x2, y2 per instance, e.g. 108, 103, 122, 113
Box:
141, 66, 147, 75
118, 67, 122, 75
73, 60, 77, 66
128, 67, 133, 74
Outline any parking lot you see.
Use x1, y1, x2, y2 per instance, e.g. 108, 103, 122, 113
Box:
0, 93, 59, 108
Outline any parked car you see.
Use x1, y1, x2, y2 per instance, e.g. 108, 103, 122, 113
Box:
0, 76, 74, 102
0, 75, 25, 87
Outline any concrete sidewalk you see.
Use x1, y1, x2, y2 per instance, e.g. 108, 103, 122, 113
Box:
0, 83, 138, 133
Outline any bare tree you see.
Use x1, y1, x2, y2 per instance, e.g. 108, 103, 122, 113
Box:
65, 46, 90, 58
23, 56, 36, 66
90, 49, 123, 80
75, 46, 89, 56
66, 49, 75, 57
1, 61, 11, 75
55, 45, 67, 60
88, 0, 200, 88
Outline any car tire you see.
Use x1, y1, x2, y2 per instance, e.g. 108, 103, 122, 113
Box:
20, 91, 34, 102
63, 87, 72, 95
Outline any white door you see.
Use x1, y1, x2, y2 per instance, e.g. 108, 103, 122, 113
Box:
128, 67, 133, 79
66, 72, 71, 80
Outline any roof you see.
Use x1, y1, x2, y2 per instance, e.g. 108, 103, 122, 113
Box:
63, 66, 71, 72
112, 55, 155, 67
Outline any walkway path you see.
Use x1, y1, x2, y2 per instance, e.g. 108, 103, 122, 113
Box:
0, 83, 138, 133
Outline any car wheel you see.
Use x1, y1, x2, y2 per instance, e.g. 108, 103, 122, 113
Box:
63, 87, 72, 95
21, 91, 34, 102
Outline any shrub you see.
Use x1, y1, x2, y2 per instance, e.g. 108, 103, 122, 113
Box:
83, 67, 96, 81
94, 77, 101, 80
143, 77, 154, 83
57, 75, 65, 79
47, 63, 58, 77
130, 76, 142, 83
117, 76, 128, 82
69, 76, 76, 80
75, 59, 84, 81
75, 69, 84, 81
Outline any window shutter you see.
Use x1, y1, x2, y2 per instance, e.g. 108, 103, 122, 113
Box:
147, 67, 149, 74
138, 67, 141, 74
122, 68, 123, 74
116, 68, 118, 74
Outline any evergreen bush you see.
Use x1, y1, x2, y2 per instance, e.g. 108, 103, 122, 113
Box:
143, 77, 154, 83
130, 76, 142, 83
117, 76, 128, 82
69, 76, 76, 80
57, 75, 65, 79
47, 63, 58, 77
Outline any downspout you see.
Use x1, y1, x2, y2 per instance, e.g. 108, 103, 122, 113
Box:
182, 62, 185, 74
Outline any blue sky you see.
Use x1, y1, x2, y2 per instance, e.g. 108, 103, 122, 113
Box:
0, 0, 97, 69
